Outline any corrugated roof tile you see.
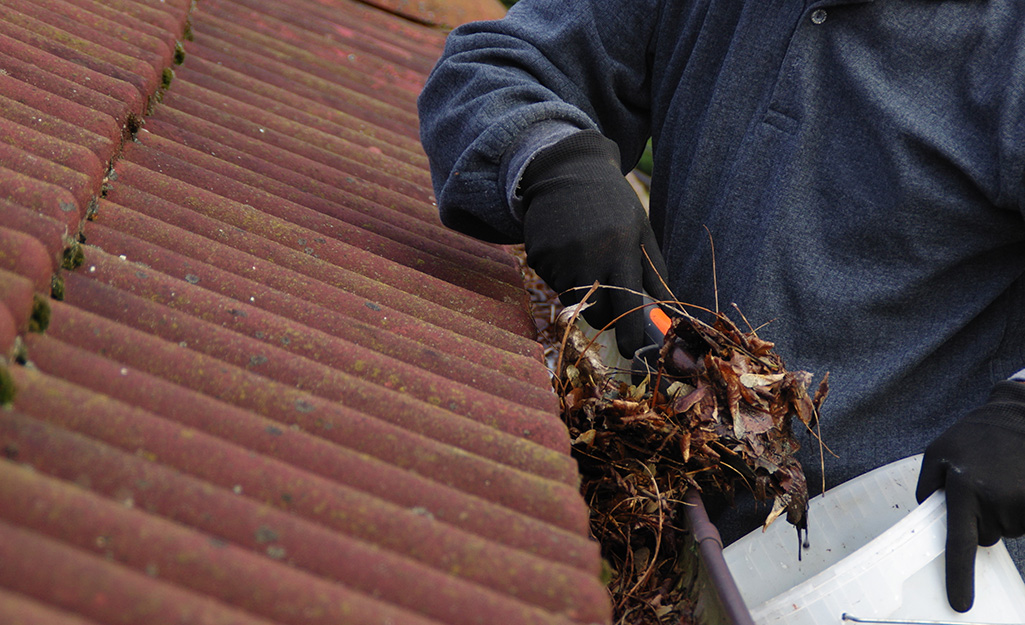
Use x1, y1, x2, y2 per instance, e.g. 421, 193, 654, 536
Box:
0, 227, 54, 293
0, 0, 614, 622
21, 335, 588, 557
81, 221, 551, 385
0, 587, 103, 625
88, 199, 539, 349
158, 56, 428, 160
0, 167, 84, 231
0, 75, 120, 165
0, 462, 577, 625
0, 454, 449, 625
0, 269, 36, 337
143, 92, 433, 201
135, 111, 483, 267
210, 0, 437, 86
0, 0, 176, 74
0, 118, 107, 189
182, 35, 421, 137
359, 0, 507, 28
59, 274, 565, 455
0, 200, 69, 269
0, 517, 291, 625
73, 247, 553, 406
6, 369, 605, 621
0, 9, 159, 99
0, 43, 136, 130
0, 309, 16, 353
42, 299, 573, 466
55, 0, 184, 43
0, 141, 98, 212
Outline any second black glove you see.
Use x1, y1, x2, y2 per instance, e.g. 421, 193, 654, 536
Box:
916, 380, 1025, 612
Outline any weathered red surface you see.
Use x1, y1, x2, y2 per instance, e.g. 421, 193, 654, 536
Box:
0, 0, 612, 623
0, 228, 55, 293
72, 247, 552, 400
0, 73, 120, 164
358, 0, 507, 28
0, 270, 35, 336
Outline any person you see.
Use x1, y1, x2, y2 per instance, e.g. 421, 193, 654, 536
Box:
417, 0, 1025, 613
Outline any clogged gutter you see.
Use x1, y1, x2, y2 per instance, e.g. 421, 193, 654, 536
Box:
514, 250, 830, 625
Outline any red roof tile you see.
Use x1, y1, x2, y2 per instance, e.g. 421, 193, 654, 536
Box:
360, 0, 507, 28
0, 0, 613, 623
0, 269, 36, 338
0, 74, 119, 165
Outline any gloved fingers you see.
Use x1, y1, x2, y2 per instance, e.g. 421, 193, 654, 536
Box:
572, 285, 614, 334
915, 450, 947, 504
554, 282, 587, 308
974, 498, 1019, 546
639, 235, 675, 307
556, 276, 649, 358
611, 287, 646, 359
533, 259, 607, 319
977, 523, 1002, 547
944, 478, 980, 613
612, 233, 671, 357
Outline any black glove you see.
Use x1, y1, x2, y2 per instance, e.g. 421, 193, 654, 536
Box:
520, 129, 672, 358
916, 380, 1025, 612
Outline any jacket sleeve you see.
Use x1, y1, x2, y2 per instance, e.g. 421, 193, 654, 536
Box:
417, 0, 662, 244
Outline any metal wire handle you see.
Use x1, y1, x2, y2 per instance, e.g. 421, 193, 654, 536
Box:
842, 613, 1023, 625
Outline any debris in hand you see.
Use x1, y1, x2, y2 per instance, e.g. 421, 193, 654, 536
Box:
554, 301, 829, 624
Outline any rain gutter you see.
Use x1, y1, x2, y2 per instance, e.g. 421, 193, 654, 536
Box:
682, 489, 757, 625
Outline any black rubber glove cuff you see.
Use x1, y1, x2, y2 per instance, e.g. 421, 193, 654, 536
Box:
961, 380, 1025, 432
520, 129, 624, 199
518, 130, 673, 357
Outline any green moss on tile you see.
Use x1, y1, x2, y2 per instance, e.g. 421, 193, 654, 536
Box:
29, 294, 51, 333
174, 42, 186, 65
62, 241, 85, 270
162, 67, 175, 90
0, 365, 14, 405
51, 274, 65, 301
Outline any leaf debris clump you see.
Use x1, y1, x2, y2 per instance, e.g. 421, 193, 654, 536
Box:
555, 302, 829, 624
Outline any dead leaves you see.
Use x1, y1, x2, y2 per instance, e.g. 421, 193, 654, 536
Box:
555, 304, 828, 624
659, 311, 828, 529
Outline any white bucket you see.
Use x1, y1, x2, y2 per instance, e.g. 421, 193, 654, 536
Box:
723, 454, 1025, 624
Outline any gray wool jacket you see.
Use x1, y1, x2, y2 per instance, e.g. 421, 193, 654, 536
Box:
418, 0, 1025, 544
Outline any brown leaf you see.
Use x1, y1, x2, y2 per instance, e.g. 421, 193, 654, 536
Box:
736, 404, 775, 436
678, 430, 692, 463
672, 384, 710, 414
740, 372, 786, 390
813, 372, 831, 413
746, 334, 776, 358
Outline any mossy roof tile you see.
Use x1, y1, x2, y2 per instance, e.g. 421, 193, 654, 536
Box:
0, 1, 612, 623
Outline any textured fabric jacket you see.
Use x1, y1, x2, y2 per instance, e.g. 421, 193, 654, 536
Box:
418, 0, 1025, 541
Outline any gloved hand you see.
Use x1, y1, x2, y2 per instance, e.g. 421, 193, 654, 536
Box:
915, 380, 1025, 612
520, 129, 673, 358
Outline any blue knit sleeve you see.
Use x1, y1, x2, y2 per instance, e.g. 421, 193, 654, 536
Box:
417, 0, 661, 243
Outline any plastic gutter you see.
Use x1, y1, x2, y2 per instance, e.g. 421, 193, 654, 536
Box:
683, 489, 757, 625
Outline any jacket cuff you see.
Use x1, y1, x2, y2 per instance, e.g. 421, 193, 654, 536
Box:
501, 121, 586, 222
963, 380, 1025, 432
